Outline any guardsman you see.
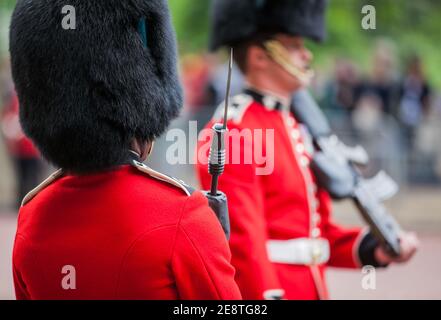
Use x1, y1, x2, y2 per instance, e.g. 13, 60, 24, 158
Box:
197, 0, 418, 300
10, 0, 241, 300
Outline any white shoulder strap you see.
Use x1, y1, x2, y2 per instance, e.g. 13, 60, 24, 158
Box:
131, 161, 192, 196
213, 93, 253, 124
21, 169, 65, 206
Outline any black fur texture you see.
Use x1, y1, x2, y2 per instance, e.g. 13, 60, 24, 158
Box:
210, 0, 328, 51
9, 0, 183, 173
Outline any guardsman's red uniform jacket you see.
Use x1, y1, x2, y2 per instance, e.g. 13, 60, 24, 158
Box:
13, 161, 242, 300
196, 89, 382, 300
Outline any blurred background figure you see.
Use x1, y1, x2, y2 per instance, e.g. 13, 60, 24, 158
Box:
398, 55, 436, 184
1, 88, 41, 209
181, 53, 213, 113
398, 55, 432, 151
205, 56, 244, 108
357, 40, 400, 116
321, 58, 361, 135
347, 41, 403, 181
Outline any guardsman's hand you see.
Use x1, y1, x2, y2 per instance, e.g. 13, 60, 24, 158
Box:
374, 231, 419, 265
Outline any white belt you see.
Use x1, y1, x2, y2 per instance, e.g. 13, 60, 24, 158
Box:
267, 238, 330, 265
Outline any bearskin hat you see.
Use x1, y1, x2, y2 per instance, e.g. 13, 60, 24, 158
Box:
210, 0, 328, 51
9, 0, 182, 173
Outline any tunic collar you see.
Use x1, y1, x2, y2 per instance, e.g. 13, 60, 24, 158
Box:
243, 87, 291, 113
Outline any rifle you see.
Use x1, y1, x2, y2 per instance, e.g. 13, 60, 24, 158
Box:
202, 49, 234, 240
291, 90, 402, 257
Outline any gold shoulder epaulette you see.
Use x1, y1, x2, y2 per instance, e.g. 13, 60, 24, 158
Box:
212, 94, 253, 124
131, 161, 193, 196
21, 169, 65, 206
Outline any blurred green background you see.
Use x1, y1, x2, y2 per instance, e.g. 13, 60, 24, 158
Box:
0, 0, 440, 88
169, 0, 441, 87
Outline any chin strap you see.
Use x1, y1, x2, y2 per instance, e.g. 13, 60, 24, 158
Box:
129, 140, 155, 162
147, 141, 155, 157
263, 40, 315, 86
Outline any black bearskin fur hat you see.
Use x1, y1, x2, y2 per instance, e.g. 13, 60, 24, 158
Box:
9, 0, 183, 173
210, 0, 328, 51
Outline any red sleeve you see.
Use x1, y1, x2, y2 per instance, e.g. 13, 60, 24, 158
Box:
318, 190, 365, 269
13, 266, 30, 300
13, 234, 31, 300
196, 123, 283, 300
172, 192, 242, 300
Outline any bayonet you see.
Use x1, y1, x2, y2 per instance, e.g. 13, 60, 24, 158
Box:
202, 49, 234, 240
209, 48, 233, 196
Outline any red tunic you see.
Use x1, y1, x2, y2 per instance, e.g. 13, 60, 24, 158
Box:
196, 92, 367, 300
13, 163, 242, 300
